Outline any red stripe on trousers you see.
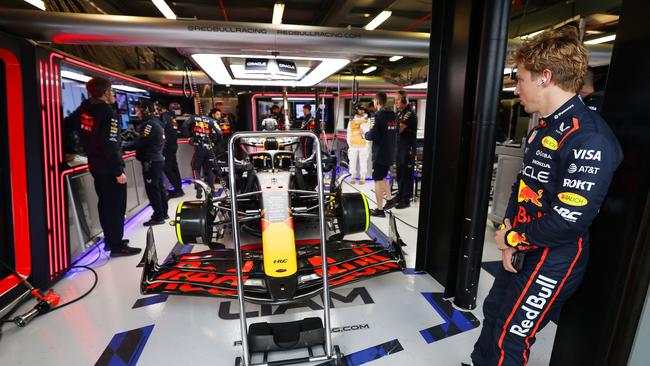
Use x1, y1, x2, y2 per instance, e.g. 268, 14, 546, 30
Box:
497, 247, 550, 366
522, 238, 583, 364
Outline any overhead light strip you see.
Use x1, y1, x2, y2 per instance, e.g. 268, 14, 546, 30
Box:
61, 70, 92, 83
112, 85, 148, 93
152, 0, 177, 20
405, 82, 427, 89
389, 56, 403, 62
520, 30, 544, 40
584, 34, 616, 45
24, 0, 46, 10
364, 10, 392, 31
362, 66, 377, 74
62, 71, 148, 93
272, 2, 285, 25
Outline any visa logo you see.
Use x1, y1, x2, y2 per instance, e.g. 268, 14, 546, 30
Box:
573, 149, 602, 161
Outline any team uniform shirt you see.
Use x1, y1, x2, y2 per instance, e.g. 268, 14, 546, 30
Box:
160, 111, 179, 154
397, 107, 418, 150
504, 94, 623, 250
131, 116, 165, 162
217, 116, 233, 136
364, 108, 399, 164
76, 99, 125, 177
187, 115, 222, 150
300, 114, 320, 134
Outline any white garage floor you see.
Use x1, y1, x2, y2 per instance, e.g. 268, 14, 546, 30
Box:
0, 178, 556, 366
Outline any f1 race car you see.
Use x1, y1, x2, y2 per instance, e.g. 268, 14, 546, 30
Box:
140, 133, 406, 305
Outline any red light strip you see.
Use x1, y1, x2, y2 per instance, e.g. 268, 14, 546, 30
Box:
54, 62, 67, 267
61, 55, 184, 95
0, 48, 32, 295
48, 63, 61, 277
39, 61, 55, 278
50, 54, 64, 277
43, 61, 57, 278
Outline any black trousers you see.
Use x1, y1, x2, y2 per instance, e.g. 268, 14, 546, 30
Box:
92, 173, 126, 251
163, 148, 183, 191
192, 147, 215, 189
395, 145, 415, 203
142, 160, 168, 220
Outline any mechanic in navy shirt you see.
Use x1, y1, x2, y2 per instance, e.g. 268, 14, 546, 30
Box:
74, 77, 141, 257
385, 90, 418, 209
469, 28, 622, 366
364, 92, 398, 217
156, 101, 184, 198
132, 99, 168, 226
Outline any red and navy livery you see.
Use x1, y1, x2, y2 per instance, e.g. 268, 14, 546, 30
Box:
472, 95, 623, 365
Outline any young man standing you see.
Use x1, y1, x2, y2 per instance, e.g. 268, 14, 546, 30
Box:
469, 28, 622, 365
133, 100, 168, 226
75, 77, 141, 257
364, 92, 398, 217
156, 101, 184, 198
387, 91, 418, 209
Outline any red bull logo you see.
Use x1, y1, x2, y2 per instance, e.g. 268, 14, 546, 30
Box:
507, 231, 529, 246
518, 180, 543, 207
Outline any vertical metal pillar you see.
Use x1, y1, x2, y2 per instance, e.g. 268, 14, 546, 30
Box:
453, 0, 512, 310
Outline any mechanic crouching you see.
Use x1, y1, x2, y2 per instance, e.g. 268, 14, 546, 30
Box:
131, 99, 169, 226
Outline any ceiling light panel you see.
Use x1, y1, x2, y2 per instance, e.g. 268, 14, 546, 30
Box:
272, 2, 285, 25
24, 0, 46, 10
362, 66, 377, 74
152, 0, 177, 20
364, 11, 392, 31
584, 34, 616, 45
192, 54, 349, 87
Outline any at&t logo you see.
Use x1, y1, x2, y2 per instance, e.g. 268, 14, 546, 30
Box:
568, 163, 578, 174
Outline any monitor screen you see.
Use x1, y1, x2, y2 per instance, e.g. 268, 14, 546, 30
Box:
119, 114, 130, 130
115, 92, 128, 115
127, 94, 138, 116
295, 103, 316, 118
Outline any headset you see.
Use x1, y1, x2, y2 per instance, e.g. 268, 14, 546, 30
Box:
537, 78, 547, 86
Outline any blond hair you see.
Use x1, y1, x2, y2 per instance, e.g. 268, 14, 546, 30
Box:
509, 27, 589, 93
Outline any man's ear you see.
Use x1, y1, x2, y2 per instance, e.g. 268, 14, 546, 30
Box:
542, 69, 553, 84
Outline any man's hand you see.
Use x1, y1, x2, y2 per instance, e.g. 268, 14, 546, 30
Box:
502, 247, 518, 273
495, 218, 512, 251
116, 173, 127, 184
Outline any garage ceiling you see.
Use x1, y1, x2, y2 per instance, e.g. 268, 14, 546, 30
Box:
2, 0, 622, 91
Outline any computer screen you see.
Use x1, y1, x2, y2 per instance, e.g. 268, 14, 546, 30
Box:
115, 92, 128, 115
119, 114, 130, 130
295, 103, 316, 118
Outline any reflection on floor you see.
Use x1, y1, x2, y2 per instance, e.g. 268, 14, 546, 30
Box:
0, 178, 555, 366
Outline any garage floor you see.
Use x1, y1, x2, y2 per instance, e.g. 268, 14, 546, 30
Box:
0, 178, 556, 366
